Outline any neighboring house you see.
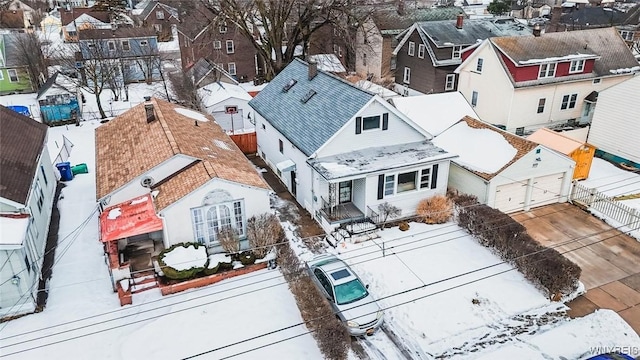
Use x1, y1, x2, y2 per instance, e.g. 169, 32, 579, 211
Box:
308, 54, 347, 75
187, 57, 238, 89
5, 0, 37, 29
37, 72, 83, 125
510, 1, 551, 19
355, 6, 465, 83
60, 8, 110, 42
77, 27, 161, 85
455, 27, 640, 134
133, 0, 179, 41
433, 116, 575, 213
556, 7, 626, 32
0, 33, 36, 95
528, 128, 596, 180
249, 59, 457, 233
177, 13, 260, 82
308, 22, 353, 71
353, 79, 401, 101
0, 105, 56, 318
617, 4, 640, 50
586, 74, 640, 168
95, 98, 271, 281
390, 92, 479, 137
393, 16, 532, 95
198, 82, 255, 134
0, 9, 26, 31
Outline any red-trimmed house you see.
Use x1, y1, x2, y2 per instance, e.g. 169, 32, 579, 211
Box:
455, 27, 640, 135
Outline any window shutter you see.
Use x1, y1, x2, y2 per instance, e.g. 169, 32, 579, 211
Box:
382, 113, 389, 130
430, 164, 439, 189
356, 117, 362, 134
377, 174, 384, 199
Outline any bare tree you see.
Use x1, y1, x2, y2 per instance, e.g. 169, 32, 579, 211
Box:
167, 68, 202, 110
11, 32, 47, 88
217, 227, 241, 253
246, 213, 283, 258
198, 0, 362, 80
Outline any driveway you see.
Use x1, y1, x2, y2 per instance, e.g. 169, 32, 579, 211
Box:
512, 202, 640, 334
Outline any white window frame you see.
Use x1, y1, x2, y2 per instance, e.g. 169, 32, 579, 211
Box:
538, 63, 556, 79
228, 62, 236, 75
107, 41, 116, 51
452, 45, 462, 59
537, 98, 546, 113
156, 10, 164, 19
362, 115, 381, 131
417, 44, 425, 59
7, 69, 18, 82
476, 58, 484, 73
384, 175, 395, 196
560, 93, 577, 110
569, 59, 585, 73
0, 70, 4, 81
219, 23, 228, 33
383, 167, 434, 198
121, 40, 130, 51
191, 200, 245, 246
403, 67, 411, 84
619, 30, 634, 41
153, 24, 162, 32
213, 40, 221, 49
226, 40, 234, 54
408, 41, 415, 56
471, 91, 478, 107
445, 74, 455, 91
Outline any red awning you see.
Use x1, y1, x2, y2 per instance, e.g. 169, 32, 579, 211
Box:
100, 195, 163, 243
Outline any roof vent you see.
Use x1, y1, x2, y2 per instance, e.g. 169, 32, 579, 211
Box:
140, 176, 154, 188
282, 79, 297, 92
300, 89, 317, 103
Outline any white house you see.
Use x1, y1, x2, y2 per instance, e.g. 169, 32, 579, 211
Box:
587, 74, 640, 168
455, 27, 640, 134
433, 116, 575, 213
197, 82, 255, 134
249, 59, 457, 233
0, 105, 57, 318
95, 98, 271, 282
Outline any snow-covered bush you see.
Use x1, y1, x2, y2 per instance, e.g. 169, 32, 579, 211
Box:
158, 242, 208, 280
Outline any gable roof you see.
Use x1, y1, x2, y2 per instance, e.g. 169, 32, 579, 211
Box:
417, 17, 531, 47
249, 58, 375, 156
187, 58, 238, 88
527, 128, 592, 155
37, 72, 76, 100
559, 7, 626, 26
198, 82, 253, 109
371, 7, 466, 34
65, 13, 109, 32
491, 27, 640, 81
308, 54, 346, 73
37, 72, 59, 99
60, 8, 110, 26
95, 98, 269, 209
0, 10, 25, 28
0, 105, 48, 205
139, 1, 178, 21
434, 116, 537, 180
79, 27, 156, 40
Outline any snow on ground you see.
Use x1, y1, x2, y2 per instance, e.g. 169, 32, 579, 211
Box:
157, 26, 180, 53
333, 222, 640, 358
0, 115, 322, 360
582, 158, 640, 201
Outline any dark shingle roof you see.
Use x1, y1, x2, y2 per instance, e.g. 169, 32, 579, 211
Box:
418, 18, 531, 47
560, 7, 626, 26
79, 27, 156, 40
139, 1, 178, 21
60, 8, 110, 26
622, 4, 640, 25
0, 105, 48, 205
372, 7, 466, 33
249, 59, 375, 156
491, 27, 640, 78
1, 33, 28, 67
0, 10, 25, 28
37, 72, 59, 99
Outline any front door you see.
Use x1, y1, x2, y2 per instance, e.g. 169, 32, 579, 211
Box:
290, 171, 297, 196
339, 180, 352, 204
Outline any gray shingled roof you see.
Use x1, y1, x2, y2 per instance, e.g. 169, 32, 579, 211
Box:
1, 33, 28, 67
372, 7, 466, 33
249, 59, 375, 157
0, 105, 48, 205
559, 7, 626, 26
491, 27, 640, 79
418, 17, 531, 47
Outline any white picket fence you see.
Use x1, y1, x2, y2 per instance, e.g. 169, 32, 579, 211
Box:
570, 181, 640, 235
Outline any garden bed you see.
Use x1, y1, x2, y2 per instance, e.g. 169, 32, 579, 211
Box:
159, 262, 268, 296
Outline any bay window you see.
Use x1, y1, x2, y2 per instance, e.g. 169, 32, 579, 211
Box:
191, 200, 245, 246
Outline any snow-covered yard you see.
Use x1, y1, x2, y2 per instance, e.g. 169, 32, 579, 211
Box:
0, 120, 322, 360
582, 158, 640, 210
333, 223, 640, 359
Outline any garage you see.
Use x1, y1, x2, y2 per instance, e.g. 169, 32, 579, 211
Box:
495, 181, 528, 213
212, 109, 245, 133
529, 173, 564, 207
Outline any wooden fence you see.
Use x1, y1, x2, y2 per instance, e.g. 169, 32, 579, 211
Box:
570, 181, 640, 232
229, 131, 257, 154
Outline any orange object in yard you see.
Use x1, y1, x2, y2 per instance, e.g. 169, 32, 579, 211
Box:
100, 195, 163, 242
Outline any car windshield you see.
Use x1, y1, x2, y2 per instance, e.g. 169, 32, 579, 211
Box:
334, 279, 369, 305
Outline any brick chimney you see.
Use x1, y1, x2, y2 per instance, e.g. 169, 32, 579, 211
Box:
308, 61, 318, 80
144, 97, 155, 123
397, 0, 405, 15
456, 14, 464, 29
533, 23, 542, 37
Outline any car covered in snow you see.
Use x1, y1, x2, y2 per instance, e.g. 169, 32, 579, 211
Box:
306, 254, 384, 336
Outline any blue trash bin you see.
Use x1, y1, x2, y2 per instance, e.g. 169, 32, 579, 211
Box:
55, 162, 74, 181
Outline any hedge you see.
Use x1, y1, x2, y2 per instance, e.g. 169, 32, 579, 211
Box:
158, 242, 208, 280
452, 195, 581, 298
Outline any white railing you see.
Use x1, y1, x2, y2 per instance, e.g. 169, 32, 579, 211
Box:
570, 181, 640, 236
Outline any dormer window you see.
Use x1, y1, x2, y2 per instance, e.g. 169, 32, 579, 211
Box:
452, 45, 462, 59
569, 59, 585, 73
538, 63, 556, 79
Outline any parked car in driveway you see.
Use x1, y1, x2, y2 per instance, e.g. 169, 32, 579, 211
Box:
306, 254, 384, 336
528, 17, 549, 26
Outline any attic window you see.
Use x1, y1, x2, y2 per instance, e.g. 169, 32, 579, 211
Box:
300, 90, 316, 103
282, 79, 297, 92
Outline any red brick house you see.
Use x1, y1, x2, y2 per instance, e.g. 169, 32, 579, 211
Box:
133, 1, 179, 42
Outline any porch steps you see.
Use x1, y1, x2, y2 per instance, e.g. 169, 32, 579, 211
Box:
130, 271, 159, 294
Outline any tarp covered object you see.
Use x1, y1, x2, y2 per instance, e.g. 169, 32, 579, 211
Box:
100, 195, 163, 242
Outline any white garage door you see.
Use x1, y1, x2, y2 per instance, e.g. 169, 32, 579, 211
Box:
495, 181, 528, 213
530, 173, 564, 207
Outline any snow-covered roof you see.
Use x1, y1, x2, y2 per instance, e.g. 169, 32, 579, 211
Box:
354, 80, 400, 100
0, 215, 29, 247
391, 92, 479, 136
433, 117, 537, 178
308, 54, 346, 73
198, 82, 253, 110
308, 141, 455, 181
64, 13, 108, 32
527, 128, 590, 155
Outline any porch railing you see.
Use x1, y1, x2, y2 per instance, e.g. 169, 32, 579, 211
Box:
320, 197, 364, 222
